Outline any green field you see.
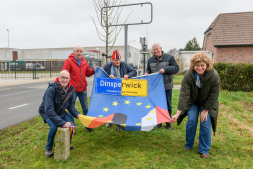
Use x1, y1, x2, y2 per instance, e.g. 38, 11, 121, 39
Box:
1, 88, 252, 168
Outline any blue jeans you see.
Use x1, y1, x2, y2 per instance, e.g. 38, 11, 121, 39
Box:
165, 89, 172, 117
73, 91, 88, 115
45, 114, 74, 150
185, 104, 211, 154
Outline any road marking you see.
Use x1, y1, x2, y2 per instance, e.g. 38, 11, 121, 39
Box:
9, 103, 29, 110
0, 88, 10, 91
0, 89, 42, 98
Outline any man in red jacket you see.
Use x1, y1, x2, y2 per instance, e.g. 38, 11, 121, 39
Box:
63, 46, 96, 132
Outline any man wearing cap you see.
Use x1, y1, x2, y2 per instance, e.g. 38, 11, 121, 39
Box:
103, 50, 137, 131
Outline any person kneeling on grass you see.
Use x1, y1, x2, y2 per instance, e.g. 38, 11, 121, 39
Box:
39, 70, 81, 157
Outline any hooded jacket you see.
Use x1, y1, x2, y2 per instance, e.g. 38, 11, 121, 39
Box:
38, 77, 80, 127
62, 53, 95, 92
177, 68, 220, 134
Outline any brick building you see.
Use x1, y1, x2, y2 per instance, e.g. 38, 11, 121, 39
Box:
203, 11, 253, 64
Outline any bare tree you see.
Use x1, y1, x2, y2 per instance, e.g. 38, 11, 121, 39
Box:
167, 48, 179, 58
90, 0, 129, 62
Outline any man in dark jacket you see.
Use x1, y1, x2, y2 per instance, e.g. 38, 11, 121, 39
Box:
63, 46, 96, 132
103, 50, 137, 131
39, 70, 81, 157
145, 43, 179, 130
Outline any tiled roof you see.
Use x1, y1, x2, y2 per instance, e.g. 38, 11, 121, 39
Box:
204, 11, 253, 46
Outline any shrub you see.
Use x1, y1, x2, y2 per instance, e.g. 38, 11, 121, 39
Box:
213, 62, 253, 91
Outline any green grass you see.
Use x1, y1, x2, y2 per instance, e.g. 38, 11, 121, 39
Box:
1, 90, 253, 168
173, 75, 184, 85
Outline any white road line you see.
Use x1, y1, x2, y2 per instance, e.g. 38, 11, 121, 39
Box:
0, 88, 10, 91
0, 89, 42, 98
9, 103, 29, 110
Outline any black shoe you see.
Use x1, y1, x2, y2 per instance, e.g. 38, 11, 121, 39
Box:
85, 127, 94, 132
156, 124, 162, 128
45, 148, 53, 157
166, 123, 173, 130
105, 123, 112, 128
70, 146, 74, 150
117, 127, 122, 132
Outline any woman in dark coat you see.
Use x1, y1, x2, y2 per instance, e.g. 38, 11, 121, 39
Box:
172, 52, 220, 158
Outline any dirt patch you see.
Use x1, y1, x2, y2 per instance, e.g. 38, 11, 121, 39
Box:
227, 114, 253, 135
240, 101, 253, 112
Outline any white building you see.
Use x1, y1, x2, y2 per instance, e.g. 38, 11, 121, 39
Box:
0, 45, 141, 68
178, 51, 212, 72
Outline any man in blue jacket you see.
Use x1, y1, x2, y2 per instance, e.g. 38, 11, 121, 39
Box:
103, 50, 137, 131
39, 70, 81, 157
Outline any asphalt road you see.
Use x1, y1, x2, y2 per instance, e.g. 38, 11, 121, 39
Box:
0, 77, 94, 130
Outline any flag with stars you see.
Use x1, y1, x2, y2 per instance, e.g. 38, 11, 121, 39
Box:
80, 67, 173, 131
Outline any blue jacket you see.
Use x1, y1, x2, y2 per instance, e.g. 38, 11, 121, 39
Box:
38, 78, 80, 127
103, 61, 137, 78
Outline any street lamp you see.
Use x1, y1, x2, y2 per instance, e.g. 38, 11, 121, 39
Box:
7, 29, 10, 74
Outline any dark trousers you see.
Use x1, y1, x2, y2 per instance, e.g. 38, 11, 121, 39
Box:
165, 89, 172, 117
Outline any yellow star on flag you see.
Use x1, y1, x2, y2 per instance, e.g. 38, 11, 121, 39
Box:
112, 101, 118, 106
136, 123, 142, 126
146, 105, 151, 108
149, 110, 155, 114
120, 124, 126, 127
103, 107, 109, 112
146, 117, 152, 121
136, 102, 142, 106
124, 100, 131, 105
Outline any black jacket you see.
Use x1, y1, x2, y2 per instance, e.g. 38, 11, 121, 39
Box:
146, 51, 179, 90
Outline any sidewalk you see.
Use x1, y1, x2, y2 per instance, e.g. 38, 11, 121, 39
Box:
0, 77, 56, 87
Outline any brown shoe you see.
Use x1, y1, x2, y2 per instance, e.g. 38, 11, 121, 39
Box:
201, 153, 208, 158
183, 147, 190, 150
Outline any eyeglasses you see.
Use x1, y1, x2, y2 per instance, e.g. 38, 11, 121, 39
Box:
59, 76, 70, 80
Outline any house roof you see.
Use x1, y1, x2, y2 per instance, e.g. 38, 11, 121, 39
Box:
204, 11, 253, 46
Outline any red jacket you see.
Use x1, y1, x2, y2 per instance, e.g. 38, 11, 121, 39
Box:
62, 53, 95, 92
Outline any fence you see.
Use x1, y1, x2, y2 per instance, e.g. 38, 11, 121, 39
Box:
0, 58, 102, 79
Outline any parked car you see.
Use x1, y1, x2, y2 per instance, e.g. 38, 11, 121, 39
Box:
26, 63, 46, 70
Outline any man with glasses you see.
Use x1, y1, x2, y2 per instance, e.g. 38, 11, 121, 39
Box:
39, 70, 81, 157
103, 50, 137, 132
63, 46, 96, 132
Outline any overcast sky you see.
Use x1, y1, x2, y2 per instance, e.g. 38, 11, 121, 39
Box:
0, 0, 252, 52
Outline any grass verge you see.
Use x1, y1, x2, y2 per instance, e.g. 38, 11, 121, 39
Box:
0, 90, 252, 168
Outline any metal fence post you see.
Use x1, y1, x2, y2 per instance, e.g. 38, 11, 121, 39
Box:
14, 60, 16, 79
50, 61, 52, 77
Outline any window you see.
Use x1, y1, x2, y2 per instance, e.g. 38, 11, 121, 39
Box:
39, 61, 44, 66
51, 61, 58, 67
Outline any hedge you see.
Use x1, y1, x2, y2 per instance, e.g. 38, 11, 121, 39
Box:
213, 62, 253, 91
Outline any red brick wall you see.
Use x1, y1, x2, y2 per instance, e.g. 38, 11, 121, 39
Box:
216, 46, 253, 64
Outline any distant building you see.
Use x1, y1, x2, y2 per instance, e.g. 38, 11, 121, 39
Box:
178, 51, 212, 72
203, 11, 253, 64
0, 46, 141, 71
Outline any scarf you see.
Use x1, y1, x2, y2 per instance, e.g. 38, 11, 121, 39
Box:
57, 81, 68, 103
194, 72, 205, 88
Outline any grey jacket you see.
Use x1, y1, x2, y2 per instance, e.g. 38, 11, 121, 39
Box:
146, 51, 179, 90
